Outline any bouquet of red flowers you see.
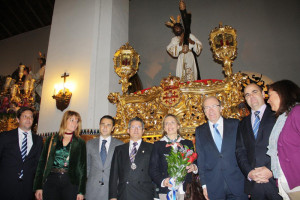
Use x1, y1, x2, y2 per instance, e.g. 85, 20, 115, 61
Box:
165, 143, 198, 188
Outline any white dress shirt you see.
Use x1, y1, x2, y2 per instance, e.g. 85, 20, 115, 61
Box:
251, 104, 266, 126
208, 116, 224, 139
18, 128, 33, 155
99, 135, 111, 153
202, 117, 224, 189
129, 139, 142, 155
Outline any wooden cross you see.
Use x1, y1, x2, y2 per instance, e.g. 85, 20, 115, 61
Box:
61, 72, 69, 83
61, 72, 69, 93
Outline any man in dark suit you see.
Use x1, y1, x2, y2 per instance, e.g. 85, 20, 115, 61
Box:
195, 96, 247, 200
0, 107, 43, 200
86, 115, 123, 200
109, 117, 154, 200
236, 83, 282, 200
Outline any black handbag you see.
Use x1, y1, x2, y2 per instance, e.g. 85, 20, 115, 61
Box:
184, 174, 205, 200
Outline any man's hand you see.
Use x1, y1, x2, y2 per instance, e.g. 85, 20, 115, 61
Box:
76, 194, 84, 200
182, 45, 189, 53
203, 188, 209, 200
248, 167, 272, 183
254, 166, 273, 183
179, 0, 186, 10
35, 190, 43, 200
110, 198, 117, 200
188, 38, 195, 45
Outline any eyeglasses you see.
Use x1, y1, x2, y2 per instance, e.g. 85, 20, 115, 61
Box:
20, 115, 33, 120
203, 105, 220, 110
129, 126, 143, 130
244, 90, 259, 98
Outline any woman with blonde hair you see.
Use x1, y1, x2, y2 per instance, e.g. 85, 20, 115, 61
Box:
33, 110, 86, 200
149, 114, 197, 200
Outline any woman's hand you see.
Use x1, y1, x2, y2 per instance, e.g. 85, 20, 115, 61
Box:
203, 188, 209, 200
77, 194, 84, 200
186, 164, 197, 173
35, 190, 43, 200
163, 177, 173, 188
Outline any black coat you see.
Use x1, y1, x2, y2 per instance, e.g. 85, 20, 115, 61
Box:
109, 141, 154, 200
149, 139, 194, 194
236, 106, 282, 199
196, 118, 245, 199
0, 128, 43, 200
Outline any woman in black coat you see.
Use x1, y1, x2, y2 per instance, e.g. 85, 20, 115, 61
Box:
149, 114, 197, 200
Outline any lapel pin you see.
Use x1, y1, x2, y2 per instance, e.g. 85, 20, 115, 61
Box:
142, 150, 145, 153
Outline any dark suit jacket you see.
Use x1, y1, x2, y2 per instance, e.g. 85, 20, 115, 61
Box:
236, 106, 279, 196
33, 133, 87, 194
0, 128, 43, 200
196, 118, 245, 199
149, 139, 193, 194
109, 141, 154, 200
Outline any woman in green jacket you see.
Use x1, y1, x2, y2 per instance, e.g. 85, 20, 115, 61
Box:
33, 110, 86, 200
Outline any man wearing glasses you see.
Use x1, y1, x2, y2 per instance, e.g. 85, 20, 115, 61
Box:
236, 83, 282, 200
109, 117, 154, 200
195, 96, 247, 200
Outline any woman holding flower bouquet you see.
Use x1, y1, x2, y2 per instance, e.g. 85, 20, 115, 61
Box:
149, 114, 198, 200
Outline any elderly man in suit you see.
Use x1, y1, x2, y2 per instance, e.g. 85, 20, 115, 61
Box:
195, 96, 247, 200
0, 107, 43, 200
109, 117, 154, 200
86, 115, 123, 200
236, 83, 282, 200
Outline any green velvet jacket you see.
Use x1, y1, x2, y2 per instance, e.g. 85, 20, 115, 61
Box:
33, 133, 87, 194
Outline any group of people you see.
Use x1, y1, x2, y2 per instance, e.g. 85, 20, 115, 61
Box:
0, 79, 299, 200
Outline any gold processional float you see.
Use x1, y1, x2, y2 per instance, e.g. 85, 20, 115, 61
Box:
108, 24, 249, 143
0, 65, 36, 132
0, 24, 253, 142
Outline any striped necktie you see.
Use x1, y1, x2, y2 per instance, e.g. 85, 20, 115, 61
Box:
19, 132, 28, 179
253, 111, 260, 139
129, 142, 138, 163
213, 124, 222, 152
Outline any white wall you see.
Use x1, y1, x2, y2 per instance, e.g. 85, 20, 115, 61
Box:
0, 26, 50, 75
37, 0, 128, 133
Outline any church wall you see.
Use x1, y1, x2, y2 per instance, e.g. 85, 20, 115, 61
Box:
37, 0, 127, 133
0, 26, 50, 75
129, 0, 300, 87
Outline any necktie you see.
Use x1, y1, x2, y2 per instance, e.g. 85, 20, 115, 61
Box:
129, 142, 138, 163
100, 140, 107, 165
213, 124, 222, 152
253, 111, 260, 139
19, 132, 28, 179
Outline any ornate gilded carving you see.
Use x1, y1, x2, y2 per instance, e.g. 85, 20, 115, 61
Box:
108, 72, 248, 141
209, 23, 237, 77
108, 25, 248, 142
113, 42, 140, 94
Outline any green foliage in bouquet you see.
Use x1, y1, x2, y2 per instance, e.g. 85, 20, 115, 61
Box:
165, 145, 197, 187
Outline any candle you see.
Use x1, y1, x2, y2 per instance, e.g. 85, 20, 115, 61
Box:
4, 77, 12, 90
29, 79, 35, 91
19, 65, 25, 81
24, 80, 29, 94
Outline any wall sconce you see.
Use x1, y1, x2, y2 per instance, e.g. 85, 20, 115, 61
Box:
52, 72, 72, 111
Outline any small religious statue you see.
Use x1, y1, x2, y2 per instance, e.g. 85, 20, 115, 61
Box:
166, 0, 202, 82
